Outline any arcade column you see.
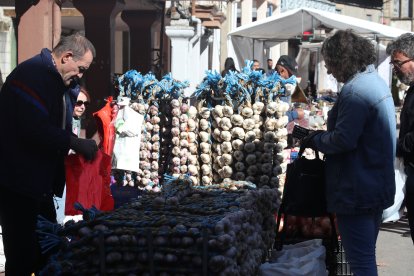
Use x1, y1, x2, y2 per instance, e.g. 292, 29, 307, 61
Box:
15, 0, 60, 63
121, 10, 159, 74
165, 19, 194, 95
73, 0, 124, 109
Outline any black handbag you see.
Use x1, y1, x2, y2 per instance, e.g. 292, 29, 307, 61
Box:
280, 131, 327, 217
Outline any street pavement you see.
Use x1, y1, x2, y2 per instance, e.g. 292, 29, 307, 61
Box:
377, 214, 414, 276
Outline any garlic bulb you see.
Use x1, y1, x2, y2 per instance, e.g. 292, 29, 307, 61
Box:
241, 106, 253, 118
276, 116, 289, 128
266, 102, 278, 115
245, 154, 257, 165
201, 164, 212, 175
171, 117, 180, 127
233, 151, 244, 162
188, 155, 198, 165
188, 106, 198, 119
247, 165, 258, 176
244, 131, 256, 142
244, 142, 255, 153
199, 131, 210, 142
187, 119, 197, 131
265, 118, 277, 131
261, 163, 272, 174
188, 143, 198, 154
231, 127, 245, 140
264, 131, 277, 142
213, 105, 224, 118
219, 117, 232, 131
171, 99, 180, 108
230, 114, 244, 126
212, 128, 223, 142
242, 119, 255, 130
199, 119, 210, 130
220, 130, 232, 142
199, 107, 211, 119
188, 165, 198, 176
235, 162, 245, 172
220, 154, 233, 166
253, 102, 265, 115
234, 172, 246, 180
222, 105, 234, 117
200, 142, 212, 154
221, 142, 232, 154
188, 132, 196, 143
200, 153, 211, 164
232, 139, 244, 151
179, 123, 187, 132
179, 132, 188, 140
202, 175, 212, 185
179, 114, 189, 123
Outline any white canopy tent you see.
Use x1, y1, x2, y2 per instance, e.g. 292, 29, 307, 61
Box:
228, 7, 407, 92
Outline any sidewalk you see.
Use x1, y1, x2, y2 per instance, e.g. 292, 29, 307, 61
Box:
377, 215, 414, 276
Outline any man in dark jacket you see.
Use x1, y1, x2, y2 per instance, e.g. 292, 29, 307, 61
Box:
387, 33, 414, 244
0, 33, 98, 275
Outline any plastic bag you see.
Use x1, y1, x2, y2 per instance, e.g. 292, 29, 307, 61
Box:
112, 105, 144, 172
383, 158, 406, 222
260, 239, 328, 276
65, 150, 114, 215
93, 96, 118, 156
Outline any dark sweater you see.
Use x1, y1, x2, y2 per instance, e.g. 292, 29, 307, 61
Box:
0, 48, 71, 198
398, 85, 414, 167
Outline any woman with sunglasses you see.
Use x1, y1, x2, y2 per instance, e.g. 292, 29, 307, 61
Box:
55, 87, 91, 224
72, 87, 90, 137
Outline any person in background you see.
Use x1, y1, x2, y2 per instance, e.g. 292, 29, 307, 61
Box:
303, 29, 396, 276
252, 59, 260, 71
266, 58, 275, 76
72, 87, 90, 137
55, 87, 91, 224
0, 33, 98, 275
386, 33, 414, 244
276, 55, 299, 104
221, 57, 239, 77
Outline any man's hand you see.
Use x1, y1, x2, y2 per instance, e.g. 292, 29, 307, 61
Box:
69, 136, 98, 160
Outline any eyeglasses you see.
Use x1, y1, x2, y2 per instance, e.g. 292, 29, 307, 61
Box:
75, 100, 90, 107
390, 58, 414, 69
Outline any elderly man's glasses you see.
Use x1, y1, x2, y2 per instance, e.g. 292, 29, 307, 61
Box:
390, 58, 414, 69
75, 100, 90, 107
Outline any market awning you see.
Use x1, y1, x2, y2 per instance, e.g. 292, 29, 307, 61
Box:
227, 7, 408, 91
228, 7, 407, 41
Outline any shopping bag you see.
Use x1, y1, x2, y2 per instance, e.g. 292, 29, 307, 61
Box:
281, 132, 327, 217
93, 96, 118, 156
383, 157, 406, 222
260, 239, 328, 276
65, 150, 114, 215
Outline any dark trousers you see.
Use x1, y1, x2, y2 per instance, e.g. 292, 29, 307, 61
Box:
0, 185, 56, 276
404, 165, 414, 244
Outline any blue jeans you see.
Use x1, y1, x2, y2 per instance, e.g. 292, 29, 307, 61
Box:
336, 212, 382, 276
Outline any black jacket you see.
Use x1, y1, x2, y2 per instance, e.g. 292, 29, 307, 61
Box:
0, 48, 71, 198
398, 85, 414, 166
